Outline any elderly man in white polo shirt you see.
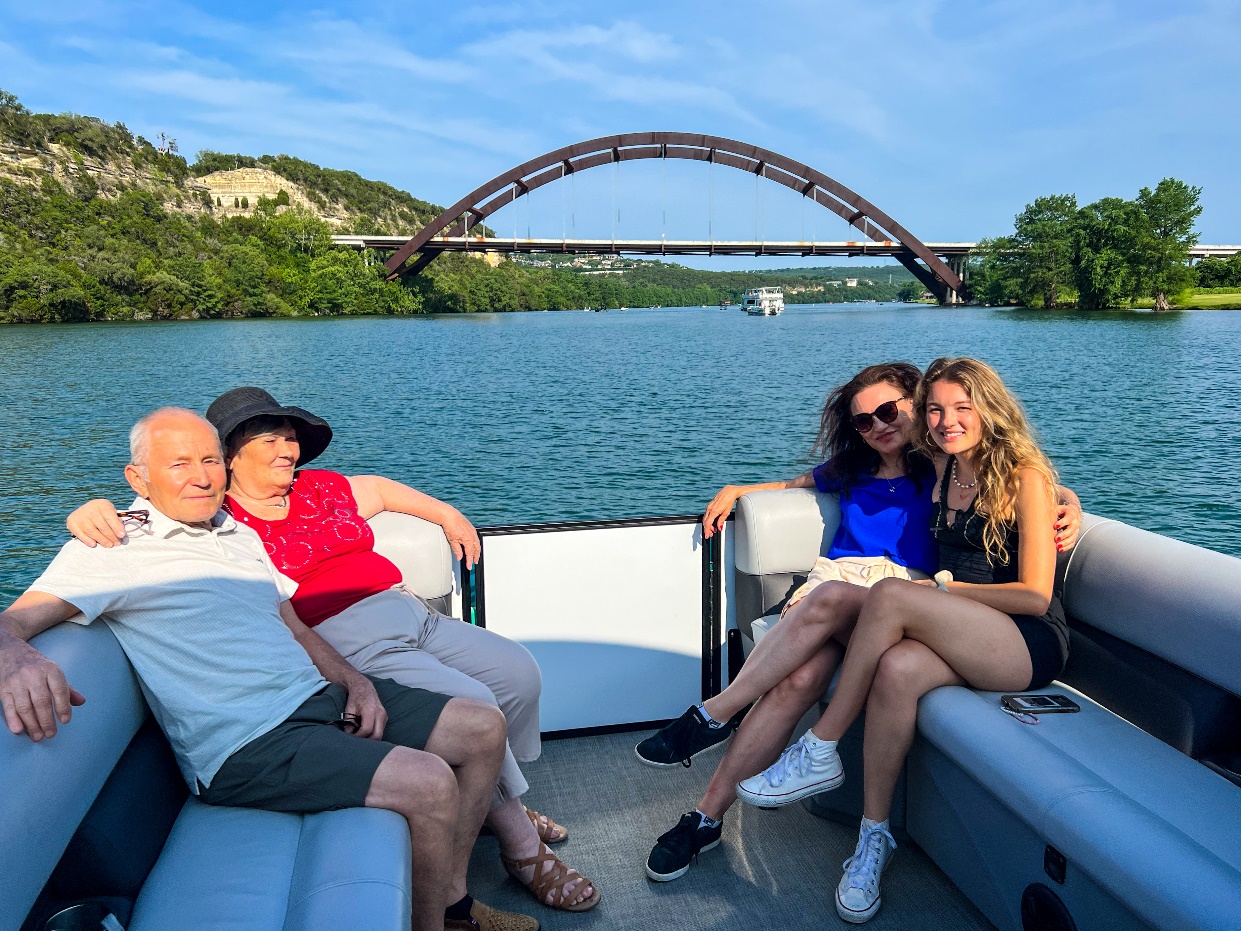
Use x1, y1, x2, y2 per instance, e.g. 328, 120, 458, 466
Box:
0, 407, 537, 931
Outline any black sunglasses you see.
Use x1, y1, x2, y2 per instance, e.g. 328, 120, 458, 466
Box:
851, 398, 906, 434
331, 712, 362, 734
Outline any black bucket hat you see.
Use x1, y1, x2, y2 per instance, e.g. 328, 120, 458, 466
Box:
205, 387, 333, 466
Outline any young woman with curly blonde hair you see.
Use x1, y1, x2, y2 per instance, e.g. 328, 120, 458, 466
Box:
737, 357, 1070, 924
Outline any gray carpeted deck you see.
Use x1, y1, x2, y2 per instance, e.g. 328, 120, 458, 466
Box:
467, 730, 995, 930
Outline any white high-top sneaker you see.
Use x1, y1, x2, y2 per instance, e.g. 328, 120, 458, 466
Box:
735, 734, 844, 807
835, 819, 897, 923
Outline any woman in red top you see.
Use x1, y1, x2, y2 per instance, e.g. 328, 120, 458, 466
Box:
67, 387, 599, 914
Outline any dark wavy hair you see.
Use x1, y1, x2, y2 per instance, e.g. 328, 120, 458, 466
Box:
811, 361, 928, 494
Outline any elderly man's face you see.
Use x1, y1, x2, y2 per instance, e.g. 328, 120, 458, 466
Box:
125, 413, 226, 524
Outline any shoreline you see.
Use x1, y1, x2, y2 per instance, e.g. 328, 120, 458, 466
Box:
5, 302, 1236, 329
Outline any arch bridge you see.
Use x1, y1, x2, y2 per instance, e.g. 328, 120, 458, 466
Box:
383, 133, 968, 303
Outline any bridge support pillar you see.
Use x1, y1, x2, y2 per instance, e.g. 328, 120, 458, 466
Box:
944, 254, 969, 304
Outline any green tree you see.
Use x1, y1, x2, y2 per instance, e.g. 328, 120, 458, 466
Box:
1133, 178, 1201, 312
1196, 254, 1241, 288
266, 206, 331, 256
1010, 195, 1078, 307
1072, 197, 1145, 310
897, 280, 924, 302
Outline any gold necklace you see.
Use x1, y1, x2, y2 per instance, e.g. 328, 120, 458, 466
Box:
233, 489, 289, 509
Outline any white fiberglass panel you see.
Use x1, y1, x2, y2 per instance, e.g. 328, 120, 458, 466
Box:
480, 523, 704, 732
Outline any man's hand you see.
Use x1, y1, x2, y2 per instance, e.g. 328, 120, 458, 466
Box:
343, 673, 387, 740
0, 640, 85, 741
442, 509, 481, 569
67, 499, 125, 548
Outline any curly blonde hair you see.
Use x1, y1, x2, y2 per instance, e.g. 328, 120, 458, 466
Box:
914, 358, 1057, 565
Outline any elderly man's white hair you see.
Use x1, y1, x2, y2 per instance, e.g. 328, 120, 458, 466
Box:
129, 407, 220, 471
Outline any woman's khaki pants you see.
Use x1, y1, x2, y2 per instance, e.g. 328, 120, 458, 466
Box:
315, 586, 542, 806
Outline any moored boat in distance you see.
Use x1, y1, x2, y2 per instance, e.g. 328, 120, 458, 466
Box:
744, 287, 784, 315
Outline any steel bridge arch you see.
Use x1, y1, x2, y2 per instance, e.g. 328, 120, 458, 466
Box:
385, 132, 964, 302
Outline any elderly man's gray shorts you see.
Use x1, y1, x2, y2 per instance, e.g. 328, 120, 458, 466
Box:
199, 676, 452, 813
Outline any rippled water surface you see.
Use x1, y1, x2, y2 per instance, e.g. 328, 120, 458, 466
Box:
3, 304, 1240, 601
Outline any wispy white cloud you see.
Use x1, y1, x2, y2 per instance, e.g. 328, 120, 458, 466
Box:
1, 0, 1239, 243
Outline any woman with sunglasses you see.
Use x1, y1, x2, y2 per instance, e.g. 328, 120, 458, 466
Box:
636, 361, 1080, 888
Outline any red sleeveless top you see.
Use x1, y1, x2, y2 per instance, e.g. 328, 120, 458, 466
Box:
225, 469, 402, 627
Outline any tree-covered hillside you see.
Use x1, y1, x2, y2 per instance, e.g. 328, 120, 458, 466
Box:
0, 90, 928, 323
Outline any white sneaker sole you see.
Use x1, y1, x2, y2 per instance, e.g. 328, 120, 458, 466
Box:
645, 837, 721, 882
634, 736, 731, 769
735, 770, 844, 808
836, 891, 881, 923
836, 849, 893, 923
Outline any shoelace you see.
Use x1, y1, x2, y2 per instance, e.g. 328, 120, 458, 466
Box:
657, 814, 709, 856
666, 715, 703, 767
841, 824, 897, 891
760, 737, 813, 787
665, 710, 724, 767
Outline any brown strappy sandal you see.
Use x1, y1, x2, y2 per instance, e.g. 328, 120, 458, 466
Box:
502, 843, 601, 912
525, 807, 568, 844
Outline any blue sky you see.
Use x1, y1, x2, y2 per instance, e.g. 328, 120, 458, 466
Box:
3, 1, 1239, 269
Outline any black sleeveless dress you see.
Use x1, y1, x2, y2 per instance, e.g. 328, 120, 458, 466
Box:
931, 458, 1069, 690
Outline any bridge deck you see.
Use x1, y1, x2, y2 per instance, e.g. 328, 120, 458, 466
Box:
333, 235, 1241, 260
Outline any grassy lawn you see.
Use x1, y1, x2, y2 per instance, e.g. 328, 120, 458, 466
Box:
1131, 290, 1241, 309
1178, 290, 1241, 309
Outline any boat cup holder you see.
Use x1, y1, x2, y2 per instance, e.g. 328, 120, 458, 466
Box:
1020, 883, 1076, 931
42, 903, 125, 931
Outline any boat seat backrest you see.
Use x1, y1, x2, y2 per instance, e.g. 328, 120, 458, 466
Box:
368, 510, 455, 614
733, 488, 840, 639
0, 621, 148, 931
1061, 515, 1241, 700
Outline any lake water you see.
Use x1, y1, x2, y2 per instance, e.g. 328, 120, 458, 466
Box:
3, 303, 1240, 602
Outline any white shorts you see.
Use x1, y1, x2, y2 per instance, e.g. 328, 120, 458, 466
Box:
782, 555, 930, 616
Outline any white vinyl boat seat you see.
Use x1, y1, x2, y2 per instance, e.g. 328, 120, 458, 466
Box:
733, 489, 1241, 931
3, 511, 453, 931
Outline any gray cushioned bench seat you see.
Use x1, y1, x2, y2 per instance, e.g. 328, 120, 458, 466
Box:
911, 684, 1241, 931
130, 801, 410, 931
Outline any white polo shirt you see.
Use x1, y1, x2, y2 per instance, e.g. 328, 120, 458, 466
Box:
30, 499, 327, 792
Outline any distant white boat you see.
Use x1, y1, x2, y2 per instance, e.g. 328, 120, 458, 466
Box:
744, 287, 784, 316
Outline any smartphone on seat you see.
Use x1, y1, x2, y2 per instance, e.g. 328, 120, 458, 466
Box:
1001, 693, 1081, 715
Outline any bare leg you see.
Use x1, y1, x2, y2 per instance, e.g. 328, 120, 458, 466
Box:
810, 578, 1033, 743
698, 643, 841, 821
703, 581, 868, 722
422, 698, 508, 905
364, 748, 461, 931
488, 795, 593, 905
861, 640, 962, 822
